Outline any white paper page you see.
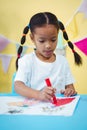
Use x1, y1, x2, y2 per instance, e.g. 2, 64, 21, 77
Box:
0, 95, 80, 116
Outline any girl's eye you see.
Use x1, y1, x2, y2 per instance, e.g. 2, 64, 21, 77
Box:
39, 40, 45, 43
51, 39, 57, 42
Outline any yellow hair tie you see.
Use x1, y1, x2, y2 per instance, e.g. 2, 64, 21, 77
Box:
62, 29, 66, 32
22, 34, 26, 36
20, 44, 24, 46
67, 40, 70, 42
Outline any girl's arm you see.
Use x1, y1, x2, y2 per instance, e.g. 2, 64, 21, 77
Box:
14, 81, 40, 99
60, 84, 77, 97
14, 81, 55, 101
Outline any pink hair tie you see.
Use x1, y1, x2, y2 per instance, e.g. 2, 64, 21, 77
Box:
72, 49, 75, 53
18, 54, 20, 58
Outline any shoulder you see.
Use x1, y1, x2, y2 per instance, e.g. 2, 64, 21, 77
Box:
56, 54, 72, 72
56, 54, 68, 63
18, 52, 35, 65
20, 52, 35, 61
55, 54, 70, 69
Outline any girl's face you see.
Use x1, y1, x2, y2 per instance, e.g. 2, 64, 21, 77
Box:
30, 24, 58, 61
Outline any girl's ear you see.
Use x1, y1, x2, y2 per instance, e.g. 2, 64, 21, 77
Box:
30, 33, 34, 42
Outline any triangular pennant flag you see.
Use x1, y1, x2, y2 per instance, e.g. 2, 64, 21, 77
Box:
0, 35, 10, 52
66, 15, 78, 39
55, 31, 66, 56
56, 31, 64, 49
0, 55, 12, 73
78, 0, 87, 18
15, 43, 19, 51
74, 37, 87, 56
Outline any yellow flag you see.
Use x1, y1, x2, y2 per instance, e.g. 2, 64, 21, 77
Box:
66, 15, 78, 39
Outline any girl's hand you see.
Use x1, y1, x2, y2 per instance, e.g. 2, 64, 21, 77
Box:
60, 84, 77, 97
38, 87, 56, 102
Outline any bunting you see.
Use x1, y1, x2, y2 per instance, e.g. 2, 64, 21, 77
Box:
74, 37, 87, 56
57, 31, 64, 49
66, 0, 87, 38
56, 31, 66, 56
0, 34, 35, 73
77, 0, 87, 18
66, 0, 87, 55
66, 16, 78, 39
0, 35, 10, 52
0, 54, 12, 73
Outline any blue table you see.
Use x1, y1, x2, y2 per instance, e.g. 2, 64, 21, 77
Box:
0, 94, 87, 130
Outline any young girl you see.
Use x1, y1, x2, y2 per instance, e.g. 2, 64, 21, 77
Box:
14, 12, 82, 102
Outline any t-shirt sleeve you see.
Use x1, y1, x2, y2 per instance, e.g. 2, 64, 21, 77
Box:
14, 55, 31, 86
64, 60, 75, 85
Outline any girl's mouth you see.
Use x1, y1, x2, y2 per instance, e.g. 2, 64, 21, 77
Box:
44, 50, 53, 56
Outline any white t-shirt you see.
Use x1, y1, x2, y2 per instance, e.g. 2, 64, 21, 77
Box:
15, 52, 75, 92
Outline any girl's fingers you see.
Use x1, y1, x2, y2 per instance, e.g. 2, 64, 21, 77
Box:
60, 89, 65, 94
64, 89, 77, 97
46, 88, 55, 96
60, 88, 77, 97
39, 87, 56, 101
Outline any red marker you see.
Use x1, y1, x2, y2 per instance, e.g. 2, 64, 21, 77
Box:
45, 78, 57, 104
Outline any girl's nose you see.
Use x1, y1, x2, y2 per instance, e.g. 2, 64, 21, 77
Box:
45, 42, 51, 49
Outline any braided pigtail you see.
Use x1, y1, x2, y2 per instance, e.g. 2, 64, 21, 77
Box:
58, 21, 82, 66
16, 25, 29, 70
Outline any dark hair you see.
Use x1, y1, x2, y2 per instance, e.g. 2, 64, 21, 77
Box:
16, 12, 82, 70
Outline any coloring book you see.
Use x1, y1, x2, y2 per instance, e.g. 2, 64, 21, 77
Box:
0, 95, 80, 116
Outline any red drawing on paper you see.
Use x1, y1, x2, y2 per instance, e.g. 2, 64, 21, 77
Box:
53, 97, 75, 106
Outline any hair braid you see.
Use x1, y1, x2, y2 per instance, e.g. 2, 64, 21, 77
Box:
58, 21, 82, 66
16, 26, 29, 70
